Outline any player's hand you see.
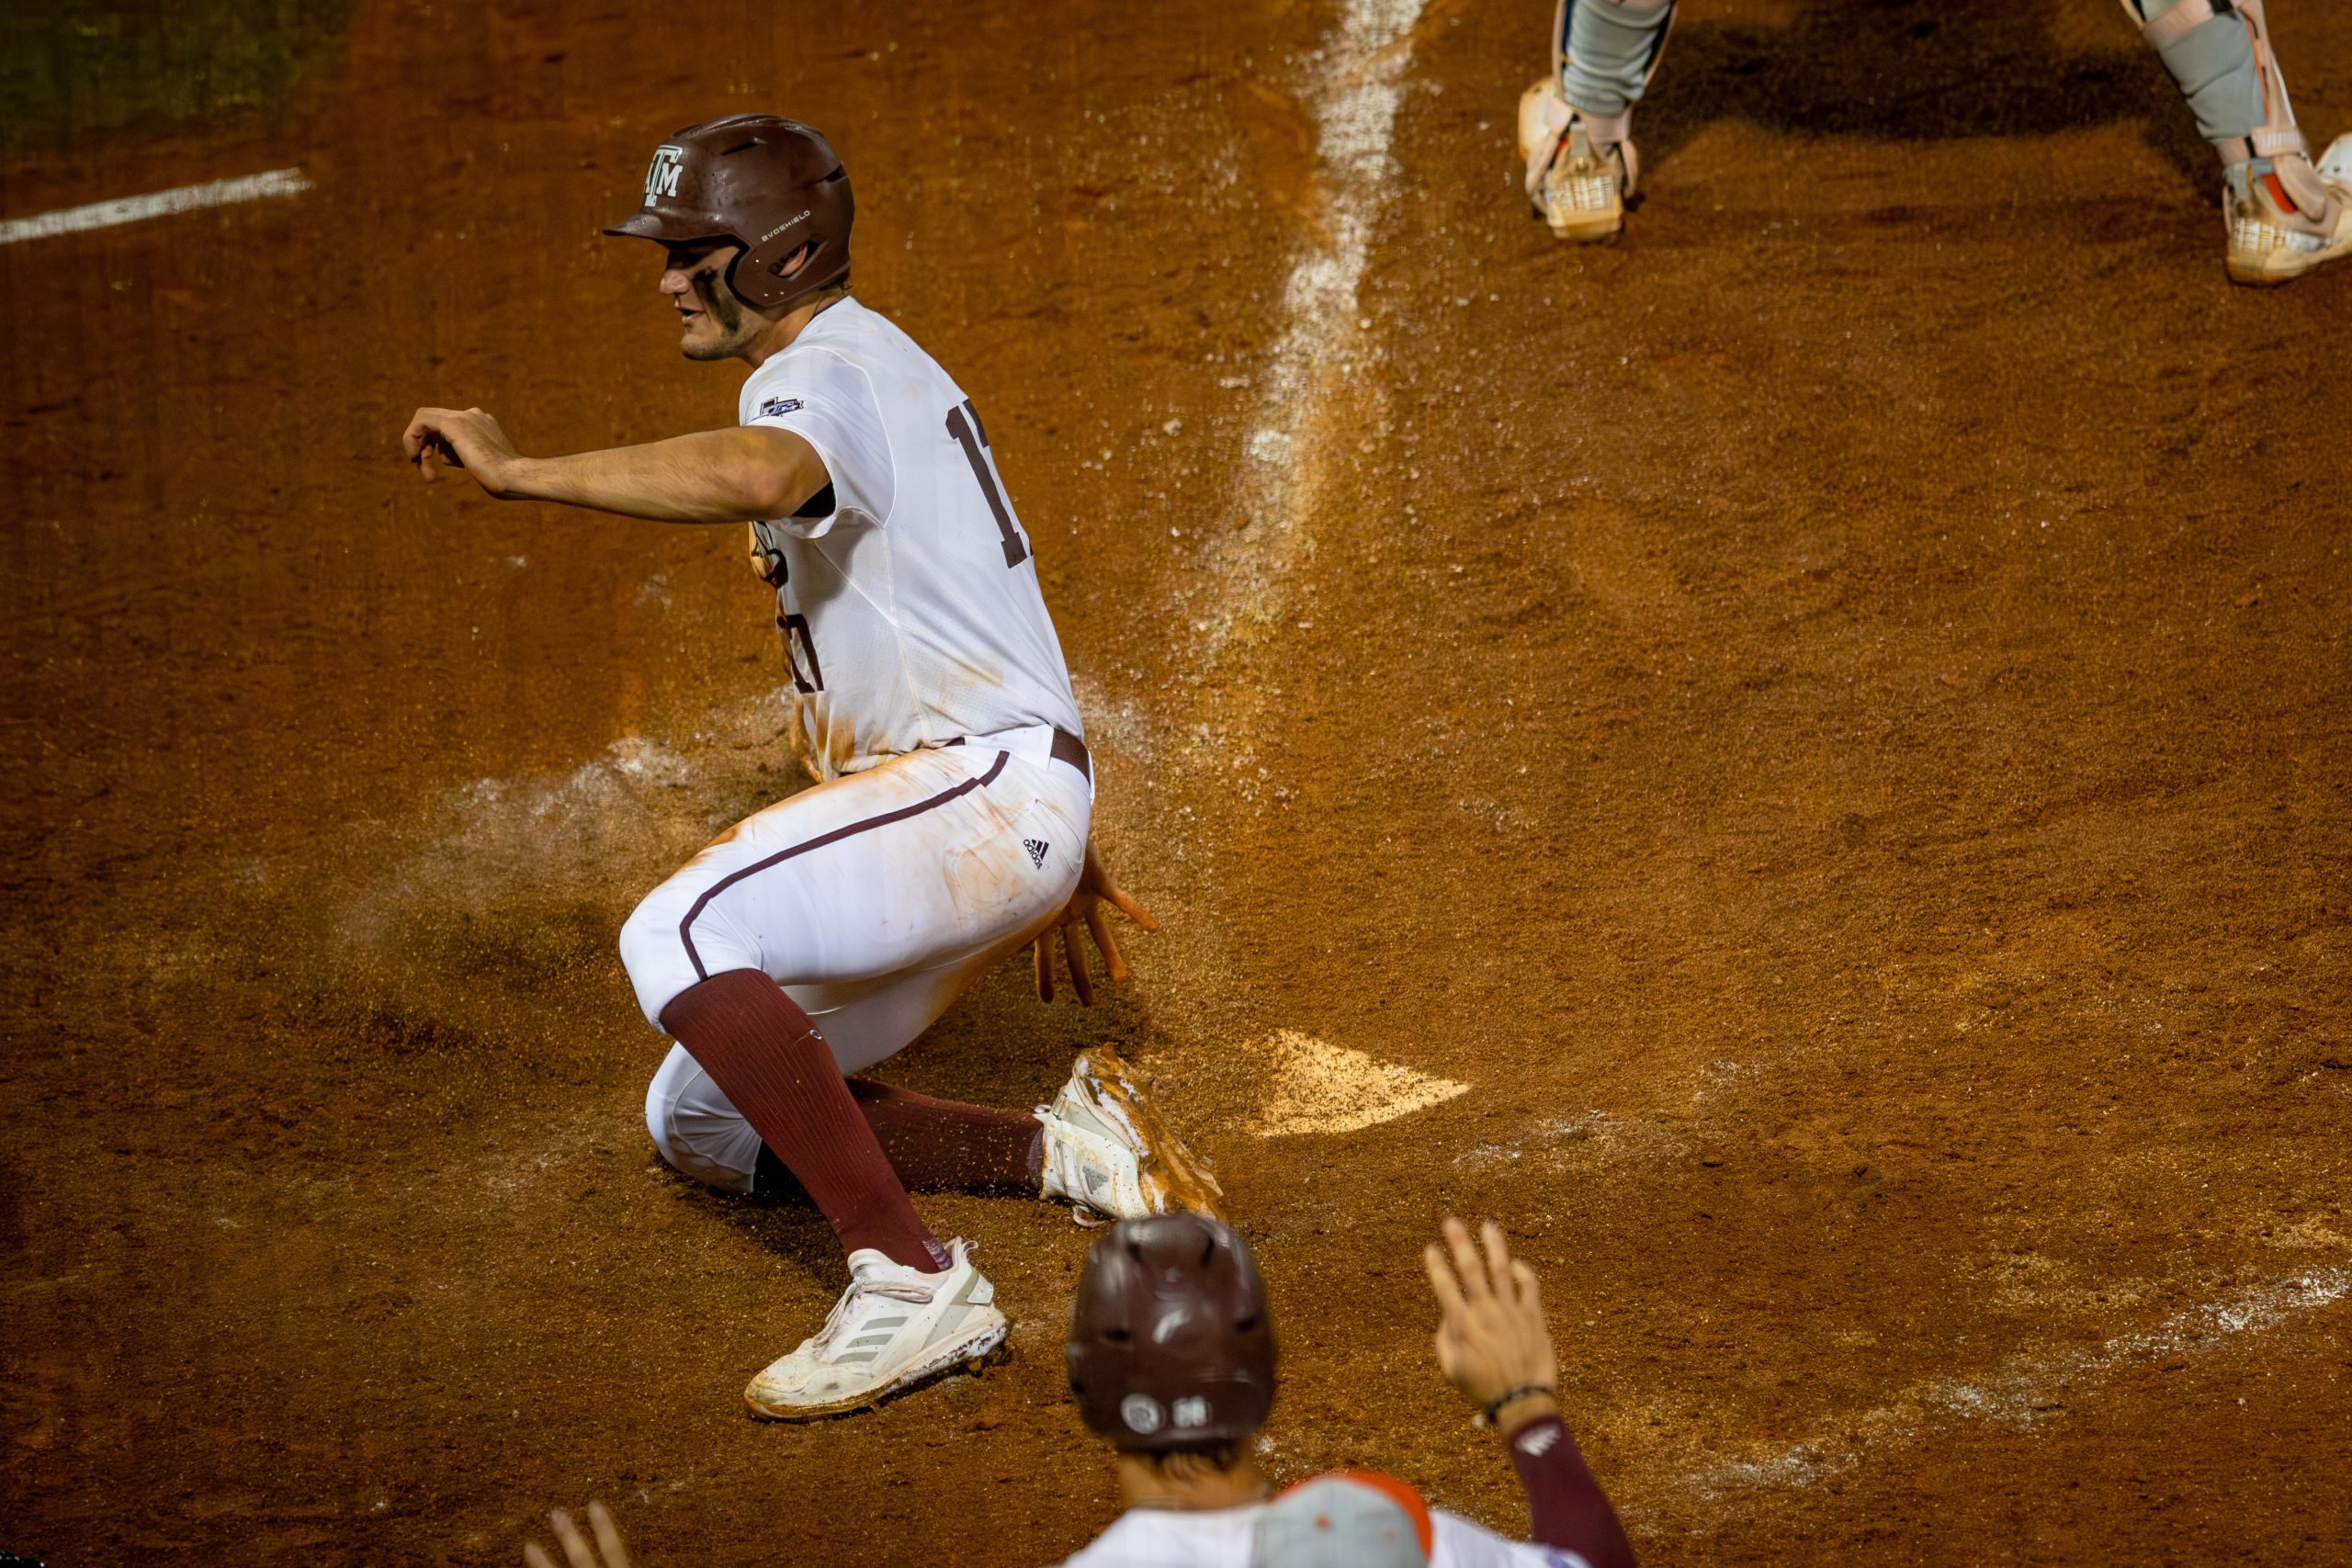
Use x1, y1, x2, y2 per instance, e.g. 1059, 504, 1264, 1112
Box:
403, 405, 525, 496
522, 1501, 632, 1568
1424, 1216, 1560, 1431
1034, 837, 1159, 1005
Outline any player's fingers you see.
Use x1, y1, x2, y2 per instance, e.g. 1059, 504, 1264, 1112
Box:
1442, 1220, 1489, 1303
1086, 904, 1128, 984
1064, 922, 1096, 1005
1510, 1258, 1544, 1314
1444, 1217, 1489, 1302
1104, 882, 1159, 933
1420, 1222, 1476, 1316
548, 1509, 599, 1568
524, 1541, 558, 1568
586, 1501, 631, 1568
406, 409, 458, 457
1034, 934, 1055, 1003
1422, 1240, 1469, 1319
1080, 840, 1160, 932
1480, 1219, 1513, 1294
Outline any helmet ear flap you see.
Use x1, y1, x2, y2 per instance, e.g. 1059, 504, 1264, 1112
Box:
735, 227, 849, 311
727, 238, 814, 310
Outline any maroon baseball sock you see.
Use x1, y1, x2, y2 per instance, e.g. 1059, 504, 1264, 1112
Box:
848, 1080, 1044, 1191
755, 1083, 1044, 1195
659, 968, 944, 1273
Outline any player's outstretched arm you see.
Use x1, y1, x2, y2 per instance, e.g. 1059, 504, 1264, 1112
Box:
403, 406, 829, 524
1034, 837, 1159, 1005
521, 1501, 633, 1568
1425, 1217, 1638, 1568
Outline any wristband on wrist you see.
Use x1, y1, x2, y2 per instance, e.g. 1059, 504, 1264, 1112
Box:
1474, 1382, 1556, 1427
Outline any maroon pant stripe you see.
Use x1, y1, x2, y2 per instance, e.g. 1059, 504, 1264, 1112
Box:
675, 750, 1010, 982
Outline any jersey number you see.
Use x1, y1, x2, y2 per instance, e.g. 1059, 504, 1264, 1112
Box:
944, 400, 1030, 569
781, 613, 823, 694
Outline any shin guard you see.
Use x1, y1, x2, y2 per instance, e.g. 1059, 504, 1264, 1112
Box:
2130, 0, 2326, 208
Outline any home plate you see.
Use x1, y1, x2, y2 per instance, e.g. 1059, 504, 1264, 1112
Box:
1248, 1029, 1469, 1136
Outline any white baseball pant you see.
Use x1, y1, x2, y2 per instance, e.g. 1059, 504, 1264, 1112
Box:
618, 730, 1091, 1193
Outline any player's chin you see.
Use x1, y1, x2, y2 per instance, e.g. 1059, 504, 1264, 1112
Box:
678, 321, 734, 362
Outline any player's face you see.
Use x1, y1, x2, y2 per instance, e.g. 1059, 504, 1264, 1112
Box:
662, 241, 760, 360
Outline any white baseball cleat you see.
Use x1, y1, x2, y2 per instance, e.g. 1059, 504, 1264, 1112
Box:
743, 1239, 1007, 1420
1038, 1043, 1226, 1225
2224, 136, 2352, 287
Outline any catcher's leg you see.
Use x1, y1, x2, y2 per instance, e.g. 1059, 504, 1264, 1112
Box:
1519, 0, 1677, 241
2124, 0, 2352, 285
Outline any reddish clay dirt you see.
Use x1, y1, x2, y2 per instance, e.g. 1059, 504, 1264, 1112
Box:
4, 1, 2349, 1564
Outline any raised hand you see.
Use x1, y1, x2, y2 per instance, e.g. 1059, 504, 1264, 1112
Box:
1423, 1216, 1560, 1431
1035, 837, 1159, 1005
521, 1501, 632, 1568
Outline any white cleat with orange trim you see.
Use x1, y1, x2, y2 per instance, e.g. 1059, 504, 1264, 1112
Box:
2224, 135, 2352, 287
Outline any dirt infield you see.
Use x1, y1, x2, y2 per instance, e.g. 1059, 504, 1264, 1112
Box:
4, 0, 2349, 1562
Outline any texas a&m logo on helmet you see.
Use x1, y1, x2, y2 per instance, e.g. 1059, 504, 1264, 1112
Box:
642, 145, 686, 204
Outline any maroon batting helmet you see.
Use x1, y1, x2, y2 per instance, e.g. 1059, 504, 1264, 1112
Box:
1067, 1213, 1277, 1451
605, 115, 853, 312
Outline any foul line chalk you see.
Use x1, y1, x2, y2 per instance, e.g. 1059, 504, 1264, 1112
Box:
0, 167, 310, 247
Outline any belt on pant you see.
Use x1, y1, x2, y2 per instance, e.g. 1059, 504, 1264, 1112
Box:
944, 727, 1091, 782
1047, 727, 1091, 780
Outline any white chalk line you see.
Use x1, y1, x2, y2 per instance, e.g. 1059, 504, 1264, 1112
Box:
1679, 1265, 2351, 1502
0, 167, 310, 246
1204, 0, 1426, 655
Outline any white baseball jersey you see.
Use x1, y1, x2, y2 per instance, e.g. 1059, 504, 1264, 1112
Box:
741, 296, 1083, 779
1054, 1503, 1591, 1568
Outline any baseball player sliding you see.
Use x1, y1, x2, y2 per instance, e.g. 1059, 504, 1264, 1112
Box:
402, 115, 1222, 1420
1520, 0, 2352, 285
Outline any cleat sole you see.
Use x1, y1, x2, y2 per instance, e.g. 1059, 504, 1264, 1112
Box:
744, 1318, 1009, 1423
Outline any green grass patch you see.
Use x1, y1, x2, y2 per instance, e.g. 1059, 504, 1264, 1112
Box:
1, 0, 352, 159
